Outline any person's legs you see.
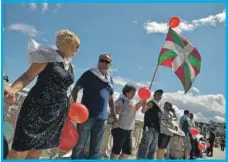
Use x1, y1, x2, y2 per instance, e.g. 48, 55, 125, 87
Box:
146, 129, 159, 159
137, 128, 154, 159
6, 150, 29, 159
190, 138, 195, 159
183, 135, 192, 159
193, 140, 198, 157
207, 144, 213, 156
210, 145, 214, 157
120, 130, 132, 159
110, 128, 126, 159
206, 147, 210, 156
26, 150, 42, 159
71, 118, 95, 159
4, 135, 9, 159
157, 134, 171, 159
88, 119, 107, 159
157, 134, 164, 159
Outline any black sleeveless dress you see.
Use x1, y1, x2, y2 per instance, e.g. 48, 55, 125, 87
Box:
12, 61, 74, 151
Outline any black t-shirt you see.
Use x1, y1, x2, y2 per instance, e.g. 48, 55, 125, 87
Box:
143, 101, 161, 132
208, 132, 215, 144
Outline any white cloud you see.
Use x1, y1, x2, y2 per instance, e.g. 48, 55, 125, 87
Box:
214, 116, 225, 123
109, 68, 118, 72
42, 38, 48, 42
54, 3, 64, 12
22, 3, 60, 12
8, 23, 38, 37
113, 77, 128, 86
144, 9, 225, 34
190, 87, 200, 94
133, 20, 138, 24
112, 76, 151, 88
51, 45, 57, 50
42, 3, 49, 13
28, 3, 36, 11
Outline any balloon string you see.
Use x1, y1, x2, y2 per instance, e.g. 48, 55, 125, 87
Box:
149, 64, 159, 90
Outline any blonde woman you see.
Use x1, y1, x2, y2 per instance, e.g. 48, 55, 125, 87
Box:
5, 30, 80, 159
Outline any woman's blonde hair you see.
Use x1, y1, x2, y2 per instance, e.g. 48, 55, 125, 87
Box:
56, 29, 80, 49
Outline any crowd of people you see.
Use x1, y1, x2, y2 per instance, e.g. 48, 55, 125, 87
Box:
3, 29, 225, 160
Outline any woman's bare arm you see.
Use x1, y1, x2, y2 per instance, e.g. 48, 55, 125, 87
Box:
4, 80, 12, 93
135, 100, 145, 111
11, 63, 47, 93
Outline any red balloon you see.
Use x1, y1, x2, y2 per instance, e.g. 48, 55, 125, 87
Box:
207, 143, 211, 148
69, 103, 89, 123
169, 16, 181, 28
198, 143, 206, 151
59, 120, 78, 151
138, 87, 151, 100
190, 128, 199, 136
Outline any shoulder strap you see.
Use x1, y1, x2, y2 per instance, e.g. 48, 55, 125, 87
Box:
121, 98, 125, 105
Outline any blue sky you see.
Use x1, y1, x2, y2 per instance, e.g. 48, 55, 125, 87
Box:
4, 3, 226, 96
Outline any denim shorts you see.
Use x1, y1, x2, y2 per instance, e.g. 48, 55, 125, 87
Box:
137, 127, 159, 159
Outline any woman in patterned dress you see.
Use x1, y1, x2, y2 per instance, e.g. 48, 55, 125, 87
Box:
5, 30, 80, 159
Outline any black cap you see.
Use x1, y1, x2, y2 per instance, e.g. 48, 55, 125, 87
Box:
155, 89, 163, 94
184, 110, 190, 115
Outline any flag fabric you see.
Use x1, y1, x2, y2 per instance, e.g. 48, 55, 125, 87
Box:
158, 28, 201, 93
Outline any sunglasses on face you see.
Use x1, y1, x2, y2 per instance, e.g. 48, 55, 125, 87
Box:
99, 59, 111, 64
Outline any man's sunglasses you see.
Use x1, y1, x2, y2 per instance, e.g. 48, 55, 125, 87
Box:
99, 59, 111, 64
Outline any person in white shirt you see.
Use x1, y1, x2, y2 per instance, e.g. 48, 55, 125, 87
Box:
110, 84, 145, 159
157, 102, 177, 159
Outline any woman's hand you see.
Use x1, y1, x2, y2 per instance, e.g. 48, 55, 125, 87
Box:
4, 90, 16, 105
141, 101, 152, 113
112, 115, 119, 128
4, 81, 16, 105
141, 100, 147, 108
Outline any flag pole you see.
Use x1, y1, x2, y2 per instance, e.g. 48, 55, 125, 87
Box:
149, 63, 159, 90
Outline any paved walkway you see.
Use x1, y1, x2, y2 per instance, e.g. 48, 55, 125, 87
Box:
203, 147, 226, 160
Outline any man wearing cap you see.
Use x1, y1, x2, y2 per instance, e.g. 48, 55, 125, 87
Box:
71, 53, 117, 159
137, 89, 163, 159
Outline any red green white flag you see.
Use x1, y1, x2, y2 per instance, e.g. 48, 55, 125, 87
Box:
158, 28, 201, 93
